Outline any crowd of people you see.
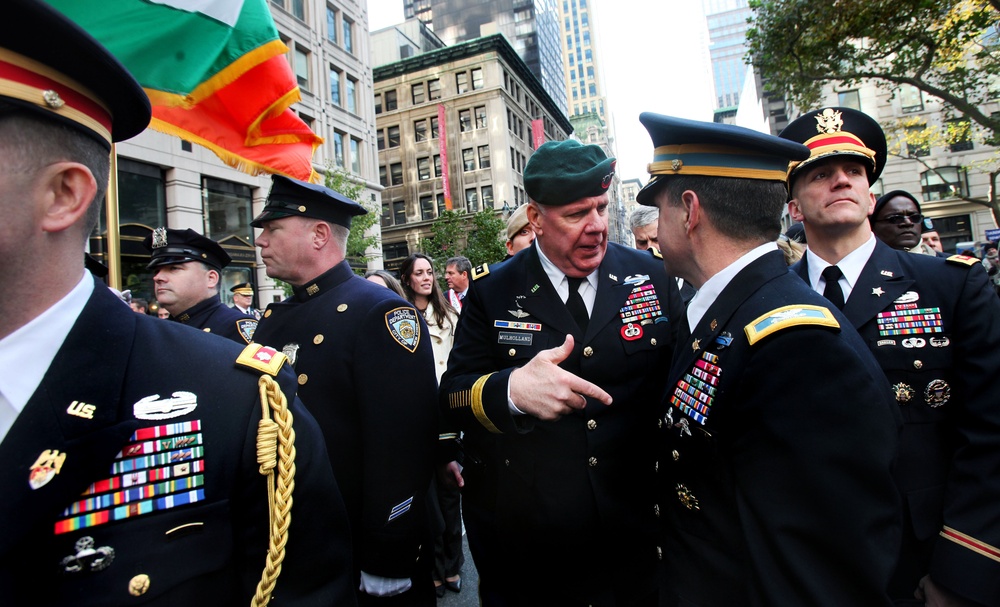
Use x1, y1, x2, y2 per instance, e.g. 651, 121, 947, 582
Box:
1, 3, 998, 606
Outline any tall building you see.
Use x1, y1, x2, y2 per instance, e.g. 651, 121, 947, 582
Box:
90, 0, 381, 306
557, 0, 607, 123
570, 112, 627, 244
704, 0, 751, 116
403, 0, 568, 117
371, 18, 446, 67
620, 177, 644, 248
373, 34, 573, 269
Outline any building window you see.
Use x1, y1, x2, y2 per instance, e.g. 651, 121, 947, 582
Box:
118, 158, 166, 227
381, 201, 391, 227
434, 154, 442, 177
384, 90, 397, 111
456, 72, 469, 94
414, 119, 427, 142
350, 137, 360, 173
475, 106, 487, 129
342, 18, 353, 54
384, 241, 409, 258
430, 116, 439, 139
420, 195, 435, 220
346, 78, 356, 114
899, 84, 923, 112
418, 157, 431, 180
838, 89, 861, 111
459, 109, 472, 132
390, 162, 403, 186
412, 83, 425, 105
947, 119, 974, 152
333, 131, 345, 167
329, 67, 341, 105
481, 185, 494, 208
478, 145, 490, 169
290, 0, 304, 20
326, 6, 338, 43
379, 165, 387, 187
472, 68, 484, 90
387, 125, 400, 148
205, 177, 253, 242
906, 125, 930, 157
294, 47, 310, 90
377, 129, 385, 151
392, 200, 406, 225
374, 93, 382, 114
428, 78, 441, 101
921, 167, 969, 201
465, 188, 479, 212
436, 193, 446, 215
463, 148, 475, 172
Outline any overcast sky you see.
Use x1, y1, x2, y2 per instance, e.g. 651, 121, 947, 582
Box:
367, 0, 717, 183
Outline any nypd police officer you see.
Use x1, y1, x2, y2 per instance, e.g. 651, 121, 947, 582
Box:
0, 2, 354, 605
782, 107, 1000, 607
143, 227, 257, 343
251, 176, 439, 606
440, 139, 683, 606
638, 113, 902, 606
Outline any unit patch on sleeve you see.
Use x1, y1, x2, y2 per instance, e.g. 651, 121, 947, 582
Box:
386, 307, 421, 352
235, 318, 257, 343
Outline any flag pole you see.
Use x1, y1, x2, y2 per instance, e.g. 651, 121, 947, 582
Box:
106, 144, 122, 290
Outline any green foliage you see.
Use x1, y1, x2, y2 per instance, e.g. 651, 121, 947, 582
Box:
324, 163, 379, 273
465, 210, 507, 266
423, 209, 507, 275
424, 210, 466, 266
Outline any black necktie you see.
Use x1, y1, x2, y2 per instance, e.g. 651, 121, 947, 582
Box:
822, 265, 845, 309
565, 277, 589, 332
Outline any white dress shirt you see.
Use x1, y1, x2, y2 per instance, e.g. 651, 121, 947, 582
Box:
805, 234, 877, 302
686, 242, 778, 332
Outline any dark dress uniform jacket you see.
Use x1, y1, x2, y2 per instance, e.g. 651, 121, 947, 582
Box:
440, 242, 683, 605
252, 260, 439, 581
663, 250, 901, 607
172, 296, 256, 344
0, 279, 355, 606
794, 241, 1000, 606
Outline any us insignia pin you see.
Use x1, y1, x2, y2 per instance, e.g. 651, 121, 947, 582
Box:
29, 449, 66, 489
881, 270, 893, 277
67, 400, 96, 420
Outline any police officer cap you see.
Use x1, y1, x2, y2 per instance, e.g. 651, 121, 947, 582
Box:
230, 282, 255, 296
251, 175, 367, 229
779, 107, 887, 187
1, 0, 150, 149
143, 227, 231, 271
523, 139, 616, 206
636, 112, 810, 206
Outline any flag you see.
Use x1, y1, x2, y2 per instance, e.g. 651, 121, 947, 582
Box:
47, 0, 322, 182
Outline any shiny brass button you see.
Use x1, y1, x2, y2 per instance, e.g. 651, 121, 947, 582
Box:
650, 338, 657, 346
583, 346, 594, 357
297, 374, 308, 385
263, 309, 272, 318
508, 348, 516, 357
672, 450, 680, 461
203, 328, 211, 332
654, 504, 660, 517
587, 419, 597, 430
313, 334, 324, 345
588, 456, 598, 467
337, 304, 348, 312
656, 546, 663, 560
128, 574, 150, 597
913, 360, 923, 369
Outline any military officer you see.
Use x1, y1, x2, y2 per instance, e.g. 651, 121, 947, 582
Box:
251, 175, 439, 606
231, 282, 262, 319
781, 107, 1000, 607
0, 2, 355, 604
638, 113, 902, 606
143, 228, 257, 343
439, 139, 683, 606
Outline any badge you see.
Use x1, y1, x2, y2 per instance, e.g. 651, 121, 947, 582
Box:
676, 483, 700, 511
876, 339, 896, 347
508, 309, 530, 319
714, 332, 733, 349
151, 227, 168, 249
872, 287, 885, 297
892, 382, 914, 404
894, 291, 920, 304
881, 270, 893, 277
924, 379, 951, 407
691, 338, 700, 352
29, 449, 66, 489
61, 536, 115, 573
133, 392, 197, 420
281, 343, 299, 366
236, 318, 257, 343
67, 400, 96, 420
385, 308, 421, 352
929, 336, 950, 347
609, 273, 618, 282
902, 337, 926, 348
709, 319, 718, 331
621, 323, 642, 341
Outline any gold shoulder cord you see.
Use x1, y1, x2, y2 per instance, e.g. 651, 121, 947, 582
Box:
251, 375, 296, 607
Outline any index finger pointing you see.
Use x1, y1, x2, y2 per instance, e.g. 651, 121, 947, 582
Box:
568, 376, 612, 406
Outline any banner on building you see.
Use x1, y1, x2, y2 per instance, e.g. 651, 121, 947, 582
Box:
532, 119, 545, 150
48, 0, 322, 182
439, 104, 452, 210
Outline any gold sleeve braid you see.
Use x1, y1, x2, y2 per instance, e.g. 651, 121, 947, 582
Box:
470, 373, 501, 434
250, 375, 296, 607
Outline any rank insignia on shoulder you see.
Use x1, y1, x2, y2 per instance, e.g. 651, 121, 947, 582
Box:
744, 305, 839, 345
472, 263, 490, 280
649, 247, 663, 259
385, 307, 421, 352
236, 318, 257, 343
946, 254, 979, 267
236, 343, 288, 376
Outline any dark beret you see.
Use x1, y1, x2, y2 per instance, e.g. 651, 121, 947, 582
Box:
779, 107, 886, 187
251, 175, 367, 229
1, 0, 150, 148
143, 227, 231, 271
523, 140, 616, 206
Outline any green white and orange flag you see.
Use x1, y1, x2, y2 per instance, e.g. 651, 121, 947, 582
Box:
47, 0, 322, 182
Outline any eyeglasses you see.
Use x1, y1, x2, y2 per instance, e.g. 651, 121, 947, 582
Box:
877, 213, 923, 225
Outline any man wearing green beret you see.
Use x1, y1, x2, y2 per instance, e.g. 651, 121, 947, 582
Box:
440, 139, 683, 605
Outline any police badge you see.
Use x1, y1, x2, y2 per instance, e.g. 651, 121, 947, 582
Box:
385, 307, 421, 353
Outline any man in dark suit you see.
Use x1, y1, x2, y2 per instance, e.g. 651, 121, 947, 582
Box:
781, 107, 1000, 607
638, 113, 902, 606
251, 175, 439, 606
0, 2, 354, 605
439, 139, 683, 606
144, 227, 257, 343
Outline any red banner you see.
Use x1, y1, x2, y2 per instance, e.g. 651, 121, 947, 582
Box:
532, 119, 545, 149
439, 104, 452, 210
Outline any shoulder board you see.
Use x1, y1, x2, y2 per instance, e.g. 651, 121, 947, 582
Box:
472, 263, 490, 280
235, 343, 288, 377
649, 247, 663, 259
744, 304, 839, 346
946, 254, 979, 267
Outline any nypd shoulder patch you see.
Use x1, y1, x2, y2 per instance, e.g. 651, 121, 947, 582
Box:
472, 263, 490, 280
946, 254, 979, 267
385, 307, 421, 352
744, 304, 839, 346
236, 318, 257, 344
235, 344, 288, 376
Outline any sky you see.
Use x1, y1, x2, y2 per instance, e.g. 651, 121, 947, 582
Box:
367, 0, 717, 183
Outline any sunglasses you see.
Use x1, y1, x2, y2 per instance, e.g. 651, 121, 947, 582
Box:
876, 213, 923, 225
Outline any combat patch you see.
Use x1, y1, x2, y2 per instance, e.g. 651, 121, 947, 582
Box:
386, 307, 421, 352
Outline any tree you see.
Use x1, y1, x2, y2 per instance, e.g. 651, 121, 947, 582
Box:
748, 0, 1000, 215
464, 210, 507, 266
424, 210, 465, 272
423, 209, 507, 275
324, 163, 379, 273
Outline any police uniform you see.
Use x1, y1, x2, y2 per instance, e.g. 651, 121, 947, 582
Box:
636, 113, 902, 606
143, 228, 257, 344
231, 282, 262, 319
251, 176, 439, 604
440, 140, 683, 606
783, 108, 1000, 606
0, 4, 354, 603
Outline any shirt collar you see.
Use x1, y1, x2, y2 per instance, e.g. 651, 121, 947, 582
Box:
805, 234, 877, 294
535, 240, 598, 300
687, 242, 777, 331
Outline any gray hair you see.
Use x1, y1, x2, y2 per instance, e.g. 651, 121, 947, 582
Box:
629, 206, 659, 231
446, 256, 472, 274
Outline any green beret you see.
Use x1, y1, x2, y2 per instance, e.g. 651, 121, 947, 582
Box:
524, 140, 616, 206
